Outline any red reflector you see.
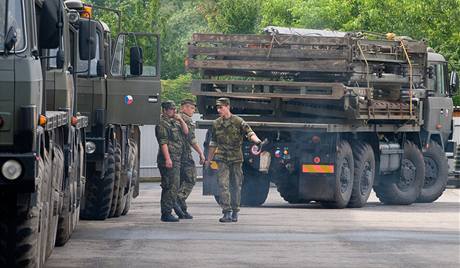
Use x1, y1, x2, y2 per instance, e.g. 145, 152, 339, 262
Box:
302, 164, 334, 174
313, 156, 321, 164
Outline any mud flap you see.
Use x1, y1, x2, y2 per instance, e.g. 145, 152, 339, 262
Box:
298, 174, 336, 202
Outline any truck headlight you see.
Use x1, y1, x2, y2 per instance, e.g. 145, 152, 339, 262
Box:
2, 160, 22, 180
85, 141, 96, 154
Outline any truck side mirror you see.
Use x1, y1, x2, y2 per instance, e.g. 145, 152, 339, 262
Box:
56, 50, 65, 69
130, 46, 143, 76
79, 20, 97, 61
450, 71, 459, 95
4, 26, 17, 52
96, 60, 105, 77
38, 0, 61, 49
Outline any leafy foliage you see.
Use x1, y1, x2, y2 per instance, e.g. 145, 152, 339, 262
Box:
161, 74, 194, 105
86, 0, 460, 100
199, 0, 261, 34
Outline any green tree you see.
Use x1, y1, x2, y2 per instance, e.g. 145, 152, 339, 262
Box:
200, 0, 261, 34
161, 74, 194, 105
159, 1, 208, 79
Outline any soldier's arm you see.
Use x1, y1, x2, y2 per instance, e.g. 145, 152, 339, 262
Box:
240, 120, 261, 144
192, 143, 206, 164
157, 124, 173, 168
175, 114, 189, 135
160, 144, 173, 168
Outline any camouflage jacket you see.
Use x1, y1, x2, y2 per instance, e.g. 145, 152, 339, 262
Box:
210, 115, 255, 163
179, 112, 197, 158
156, 114, 186, 163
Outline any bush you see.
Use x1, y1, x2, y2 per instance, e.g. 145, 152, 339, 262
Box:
161, 74, 194, 106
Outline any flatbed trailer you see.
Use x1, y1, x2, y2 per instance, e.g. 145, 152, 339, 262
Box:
187, 29, 457, 208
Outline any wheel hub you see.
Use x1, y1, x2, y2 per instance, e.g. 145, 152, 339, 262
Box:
360, 161, 372, 196
340, 159, 351, 193
423, 156, 438, 187
398, 159, 416, 189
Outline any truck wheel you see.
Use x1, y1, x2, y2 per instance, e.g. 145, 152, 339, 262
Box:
374, 142, 425, 205
56, 145, 76, 246
109, 141, 122, 218
276, 174, 304, 204
121, 141, 138, 216
43, 147, 58, 260
0, 156, 45, 267
321, 140, 354, 209
241, 170, 270, 207
348, 142, 375, 208
80, 140, 116, 220
416, 142, 448, 203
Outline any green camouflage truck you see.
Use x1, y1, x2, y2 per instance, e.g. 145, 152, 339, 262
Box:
63, 1, 161, 220
0, 0, 92, 266
187, 27, 459, 208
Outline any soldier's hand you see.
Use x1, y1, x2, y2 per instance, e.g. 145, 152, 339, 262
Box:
174, 114, 183, 121
199, 154, 206, 165
165, 158, 173, 169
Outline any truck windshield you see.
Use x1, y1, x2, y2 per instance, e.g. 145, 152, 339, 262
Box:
0, 0, 25, 53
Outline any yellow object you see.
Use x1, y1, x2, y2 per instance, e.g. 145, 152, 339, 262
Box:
81, 4, 92, 18
210, 161, 219, 170
302, 164, 334, 174
39, 115, 47, 127
386, 32, 396, 40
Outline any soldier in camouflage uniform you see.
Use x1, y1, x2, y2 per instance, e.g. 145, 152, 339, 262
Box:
156, 100, 189, 222
176, 99, 206, 219
205, 98, 262, 223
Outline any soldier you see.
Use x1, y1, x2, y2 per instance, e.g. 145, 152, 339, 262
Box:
156, 100, 189, 222
176, 99, 206, 219
205, 98, 262, 223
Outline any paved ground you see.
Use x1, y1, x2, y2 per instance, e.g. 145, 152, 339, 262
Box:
46, 183, 460, 268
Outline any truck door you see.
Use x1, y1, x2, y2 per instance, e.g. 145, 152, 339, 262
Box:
106, 33, 161, 125
424, 61, 453, 144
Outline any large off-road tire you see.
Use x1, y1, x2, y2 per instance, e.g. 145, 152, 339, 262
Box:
348, 142, 375, 208
321, 140, 354, 209
0, 155, 46, 267
241, 169, 270, 207
276, 174, 304, 204
56, 144, 77, 246
80, 140, 116, 220
109, 140, 122, 217
374, 142, 425, 205
416, 142, 449, 203
43, 147, 57, 261
121, 140, 138, 216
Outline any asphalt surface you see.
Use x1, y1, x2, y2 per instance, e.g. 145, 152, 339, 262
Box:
46, 183, 460, 268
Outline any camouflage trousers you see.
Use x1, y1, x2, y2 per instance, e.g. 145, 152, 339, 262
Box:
158, 160, 181, 215
177, 155, 196, 212
216, 161, 243, 213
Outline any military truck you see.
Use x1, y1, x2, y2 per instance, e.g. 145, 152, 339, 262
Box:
63, 1, 161, 220
0, 0, 92, 266
187, 27, 458, 208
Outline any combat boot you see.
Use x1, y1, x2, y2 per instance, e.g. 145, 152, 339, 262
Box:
161, 213, 179, 222
231, 211, 238, 222
182, 211, 193, 219
219, 212, 232, 223
173, 203, 186, 219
